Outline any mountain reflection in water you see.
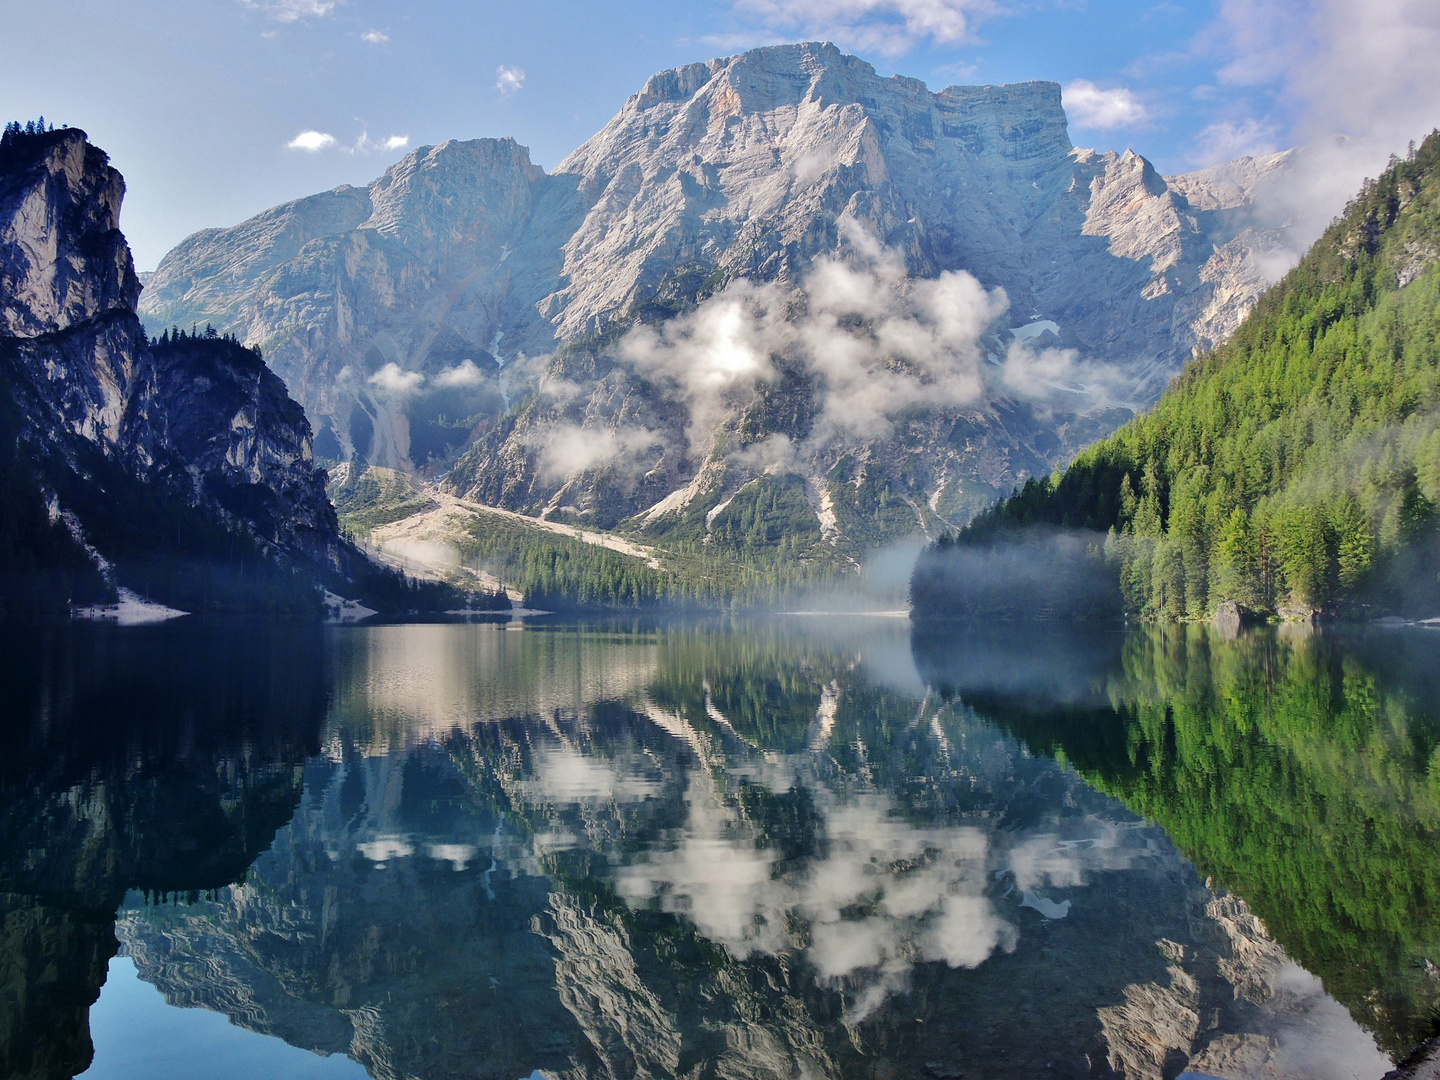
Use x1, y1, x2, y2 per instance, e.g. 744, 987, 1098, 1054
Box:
2, 618, 1436, 1080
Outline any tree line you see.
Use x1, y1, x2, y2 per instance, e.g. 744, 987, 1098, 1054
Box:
918, 130, 1440, 621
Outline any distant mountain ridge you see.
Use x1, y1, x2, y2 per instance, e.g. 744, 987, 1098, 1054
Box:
138, 42, 1297, 562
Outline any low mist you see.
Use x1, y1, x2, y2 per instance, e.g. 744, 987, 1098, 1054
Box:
910, 528, 1122, 623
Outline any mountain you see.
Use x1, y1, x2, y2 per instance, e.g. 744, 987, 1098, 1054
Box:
0, 123, 452, 618
138, 43, 1295, 566
911, 131, 1440, 622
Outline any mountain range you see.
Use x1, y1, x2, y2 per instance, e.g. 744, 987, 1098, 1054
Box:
138, 42, 1299, 567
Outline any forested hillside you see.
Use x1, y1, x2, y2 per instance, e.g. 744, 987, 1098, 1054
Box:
915, 132, 1440, 621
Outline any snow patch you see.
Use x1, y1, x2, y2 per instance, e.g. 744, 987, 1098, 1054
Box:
324, 590, 376, 624
1010, 319, 1060, 341
74, 589, 188, 626
1020, 891, 1071, 919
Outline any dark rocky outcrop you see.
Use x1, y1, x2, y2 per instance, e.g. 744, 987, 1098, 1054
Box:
0, 125, 463, 618
0, 125, 344, 616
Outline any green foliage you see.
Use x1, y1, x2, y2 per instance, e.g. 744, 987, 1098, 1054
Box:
455, 512, 841, 611
0, 118, 65, 165
645, 624, 826, 751
706, 474, 824, 564
943, 133, 1440, 619
1091, 628, 1440, 1056
826, 453, 934, 550
328, 465, 435, 538
459, 516, 666, 611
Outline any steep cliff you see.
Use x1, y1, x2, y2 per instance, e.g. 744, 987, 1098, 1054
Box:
0, 124, 384, 617
138, 43, 1298, 560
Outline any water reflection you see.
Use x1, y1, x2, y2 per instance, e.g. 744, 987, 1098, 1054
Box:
914, 623, 1440, 1060
0, 620, 329, 1080
4, 618, 1436, 1079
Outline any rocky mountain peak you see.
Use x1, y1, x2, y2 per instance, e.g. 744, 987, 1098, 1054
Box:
0, 127, 140, 337
363, 136, 543, 244
135, 44, 1304, 552
546, 43, 1075, 341
0, 124, 354, 615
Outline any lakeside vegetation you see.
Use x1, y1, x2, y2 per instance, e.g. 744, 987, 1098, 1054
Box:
916, 133, 1440, 622
453, 513, 843, 612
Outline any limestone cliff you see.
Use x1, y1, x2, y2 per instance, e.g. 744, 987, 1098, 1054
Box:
0, 125, 350, 615
137, 43, 1298, 554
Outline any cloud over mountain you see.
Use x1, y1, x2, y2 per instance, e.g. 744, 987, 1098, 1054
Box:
1062, 81, 1148, 130
728, 0, 1004, 56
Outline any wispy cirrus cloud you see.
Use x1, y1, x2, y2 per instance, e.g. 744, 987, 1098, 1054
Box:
725, 0, 1006, 58
1061, 80, 1149, 130
496, 65, 526, 97
238, 0, 336, 22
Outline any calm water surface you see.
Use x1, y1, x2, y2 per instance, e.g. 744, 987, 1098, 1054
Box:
3, 616, 1439, 1080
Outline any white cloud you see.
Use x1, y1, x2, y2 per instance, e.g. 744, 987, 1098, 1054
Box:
239, 0, 336, 22
1194, 0, 1440, 267
353, 131, 410, 153
287, 130, 338, 151
360, 29, 388, 44
1001, 340, 1083, 399
613, 766, 1016, 1023
288, 129, 408, 154
1062, 80, 1149, 130
368, 362, 425, 396
621, 220, 1007, 454
433, 359, 490, 389
496, 65, 526, 97
530, 423, 664, 480
728, 0, 1005, 57
1192, 117, 1280, 163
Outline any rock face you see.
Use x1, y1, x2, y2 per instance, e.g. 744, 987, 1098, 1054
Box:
0, 126, 343, 613
138, 43, 1296, 552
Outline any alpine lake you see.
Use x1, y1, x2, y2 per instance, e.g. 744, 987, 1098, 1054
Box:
4, 613, 1439, 1080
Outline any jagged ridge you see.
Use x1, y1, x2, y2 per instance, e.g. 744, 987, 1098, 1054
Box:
136, 43, 1297, 568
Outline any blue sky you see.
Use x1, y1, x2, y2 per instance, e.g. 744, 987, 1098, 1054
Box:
3, 0, 1437, 269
